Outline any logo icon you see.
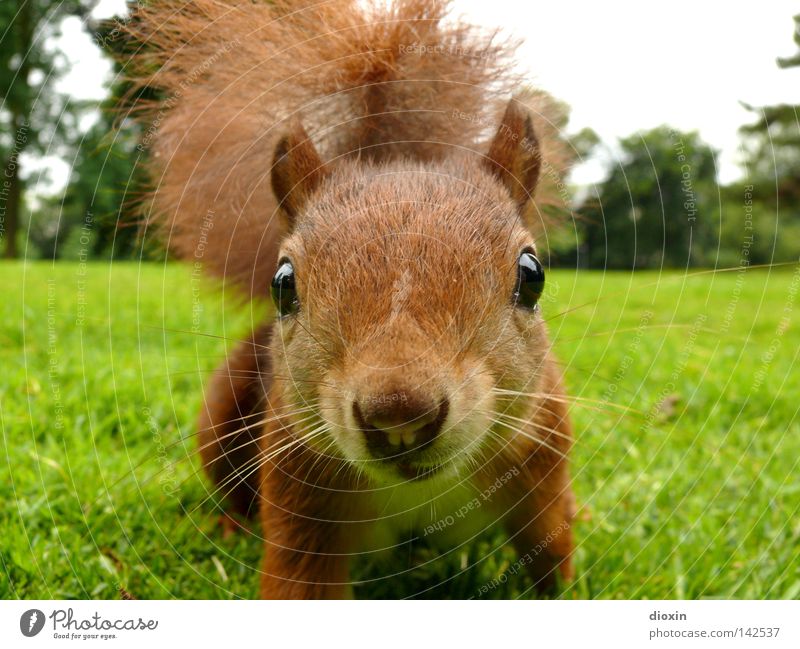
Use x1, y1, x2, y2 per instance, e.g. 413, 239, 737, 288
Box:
20, 609, 45, 637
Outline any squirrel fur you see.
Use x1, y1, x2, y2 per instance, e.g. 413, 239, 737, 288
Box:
124, 0, 576, 599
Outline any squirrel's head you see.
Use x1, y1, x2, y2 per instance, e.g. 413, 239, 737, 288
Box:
268, 101, 551, 485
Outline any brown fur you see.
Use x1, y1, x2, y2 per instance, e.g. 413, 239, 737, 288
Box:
124, 0, 576, 598
196, 325, 272, 519
123, 0, 569, 297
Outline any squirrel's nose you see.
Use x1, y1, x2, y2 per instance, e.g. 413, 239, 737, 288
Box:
353, 396, 449, 459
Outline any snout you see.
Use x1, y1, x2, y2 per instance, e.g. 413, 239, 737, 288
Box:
353, 392, 449, 461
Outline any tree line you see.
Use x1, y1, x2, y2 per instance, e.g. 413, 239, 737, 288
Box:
1, 5, 798, 269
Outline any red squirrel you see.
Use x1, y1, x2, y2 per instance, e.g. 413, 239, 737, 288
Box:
125, 0, 576, 598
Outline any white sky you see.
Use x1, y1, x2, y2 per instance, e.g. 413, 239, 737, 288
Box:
38, 0, 800, 191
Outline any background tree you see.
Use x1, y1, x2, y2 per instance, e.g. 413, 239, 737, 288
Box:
0, 0, 93, 258
734, 14, 800, 266
53, 10, 158, 261
740, 14, 800, 198
580, 127, 719, 269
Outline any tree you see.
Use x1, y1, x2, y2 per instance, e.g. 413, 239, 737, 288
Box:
51, 9, 160, 261
0, 0, 92, 258
740, 14, 800, 205
580, 127, 719, 269
732, 14, 800, 267
24, 118, 145, 260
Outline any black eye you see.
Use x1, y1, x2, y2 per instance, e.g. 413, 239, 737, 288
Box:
514, 251, 545, 310
271, 259, 299, 316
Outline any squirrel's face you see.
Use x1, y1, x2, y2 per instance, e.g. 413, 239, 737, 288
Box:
268, 102, 550, 484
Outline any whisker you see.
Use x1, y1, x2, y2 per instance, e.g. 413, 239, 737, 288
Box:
90, 402, 325, 513
300, 436, 342, 486
493, 392, 633, 419
169, 414, 330, 508
553, 322, 721, 344
281, 316, 336, 360
187, 405, 320, 460
491, 387, 643, 415
189, 425, 329, 516
233, 422, 334, 497
483, 410, 575, 443
150, 368, 339, 389
170, 399, 335, 459
199, 411, 322, 471
146, 324, 273, 352
489, 418, 568, 461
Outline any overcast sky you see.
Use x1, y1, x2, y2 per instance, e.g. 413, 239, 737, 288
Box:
43, 0, 800, 190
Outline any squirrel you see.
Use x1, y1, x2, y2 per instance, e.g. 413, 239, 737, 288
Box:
123, 0, 576, 598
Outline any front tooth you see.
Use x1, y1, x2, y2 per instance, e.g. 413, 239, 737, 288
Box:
401, 430, 416, 447
388, 432, 402, 447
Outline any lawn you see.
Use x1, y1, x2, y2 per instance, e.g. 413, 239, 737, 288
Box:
2, 260, 799, 599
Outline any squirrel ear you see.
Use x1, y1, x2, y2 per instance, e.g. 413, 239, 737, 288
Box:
271, 121, 328, 224
484, 100, 542, 213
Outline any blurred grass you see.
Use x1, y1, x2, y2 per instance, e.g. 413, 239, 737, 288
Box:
1, 260, 799, 599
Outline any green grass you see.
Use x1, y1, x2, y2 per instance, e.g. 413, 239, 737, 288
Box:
2, 260, 799, 599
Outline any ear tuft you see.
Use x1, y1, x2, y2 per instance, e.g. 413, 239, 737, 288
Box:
271, 121, 328, 225
484, 100, 542, 213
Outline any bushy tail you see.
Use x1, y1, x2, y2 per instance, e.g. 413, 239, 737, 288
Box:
122, 0, 569, 296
